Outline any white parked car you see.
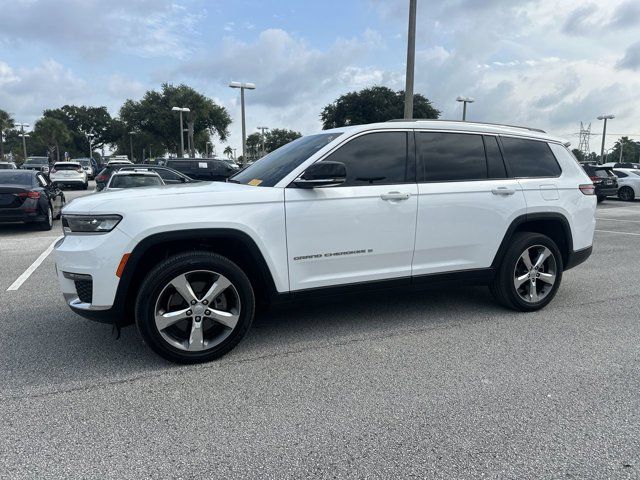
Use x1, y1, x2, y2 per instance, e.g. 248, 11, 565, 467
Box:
55, 120, 596, 363
75, 158, 95, 179
107, 159, 133, 166
104, 170, 164, 190
49, 162, 88, 190
612, 168, 640, 201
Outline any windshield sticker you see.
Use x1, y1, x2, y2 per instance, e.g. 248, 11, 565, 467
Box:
248, 179, 263, 186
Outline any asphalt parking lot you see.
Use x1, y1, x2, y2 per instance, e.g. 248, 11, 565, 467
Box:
1, 190, 639, 479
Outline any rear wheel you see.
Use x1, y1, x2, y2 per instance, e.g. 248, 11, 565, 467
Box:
490, 232, 563, 311
618, 186, 635, 201
135, 251, 255, 363
37, 204, 53, 231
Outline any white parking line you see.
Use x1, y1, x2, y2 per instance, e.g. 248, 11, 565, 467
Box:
6, 236, 62, 291
596, 217, 640, 224
595, 229, 640, 237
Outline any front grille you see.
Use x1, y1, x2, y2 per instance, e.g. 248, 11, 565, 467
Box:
74, 279, 93, 304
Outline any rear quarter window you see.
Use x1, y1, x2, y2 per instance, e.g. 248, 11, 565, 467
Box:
501, 137, 561, 178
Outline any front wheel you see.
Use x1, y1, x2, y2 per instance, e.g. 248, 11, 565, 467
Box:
135, 251, 255, 363
490, 232, 563, 312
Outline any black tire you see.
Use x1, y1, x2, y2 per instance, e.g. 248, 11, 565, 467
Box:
490, 232, 563, 312
38, 204, 53, 231
135, 251, 255, 364
618, 186, 635, 202
597, 196, 605, 203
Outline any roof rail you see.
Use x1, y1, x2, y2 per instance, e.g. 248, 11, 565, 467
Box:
385, 118, 546, 134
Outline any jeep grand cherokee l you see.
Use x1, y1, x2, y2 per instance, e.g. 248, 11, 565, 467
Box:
55, 120, 596, 363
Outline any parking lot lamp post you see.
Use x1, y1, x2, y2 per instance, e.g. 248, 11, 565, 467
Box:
257, 126, 269, 157
597, 115, 614, 164
16, 123, 29, 160
456, 96, 475, 121
87, 133, 95, 159
129, 131, 136, 162
171, 107, 190, 158
229, 82, 256, 166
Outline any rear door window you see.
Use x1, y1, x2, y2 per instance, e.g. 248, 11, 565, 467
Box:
417, 132, 487, 182
500, 137, 561, 178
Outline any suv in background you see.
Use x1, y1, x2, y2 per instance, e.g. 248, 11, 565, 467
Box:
49, 162, 89, 190
56, 120, 596, 364
94, 164, 195, 191
0, 162, 17, 169
165, 158, 239, 181
582, 164, 618, 202
74, 158, 98, 179
21, 157, 51, 174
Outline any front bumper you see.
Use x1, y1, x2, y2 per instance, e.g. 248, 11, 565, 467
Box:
55, 227, 133, 321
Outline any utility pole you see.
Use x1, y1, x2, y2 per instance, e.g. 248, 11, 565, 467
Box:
618, 138, 625, 163
403, 0, 417, 119
16, 123, 29, 160
87, 133, 95, 159
257, 126, 269, 157
597, 114, 614, 164
171, 107, 190, 157
129, 131, 136, 162
229, 82, 256, 165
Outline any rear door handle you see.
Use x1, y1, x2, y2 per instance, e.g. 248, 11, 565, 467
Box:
491, 187, 515, 196
380, 191, 411, 201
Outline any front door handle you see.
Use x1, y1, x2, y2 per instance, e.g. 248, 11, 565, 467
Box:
491, 187, 516, 196
381, 191, 411, 201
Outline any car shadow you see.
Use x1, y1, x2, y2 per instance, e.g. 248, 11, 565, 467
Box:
2, 284, 510, 397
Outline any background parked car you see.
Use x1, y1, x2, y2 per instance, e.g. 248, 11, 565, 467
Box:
74, 157, 98, 179
21, 156, 51, 175
94, 164, 195, 191
104, 170, 164, 190
601, 162, 640, 170
164, 158, 239, 181
50, 162, 89, 190
612, 168, 640, 201
582, 164, 618, 202
0, 162, 17, 169
0, 170, 65, 230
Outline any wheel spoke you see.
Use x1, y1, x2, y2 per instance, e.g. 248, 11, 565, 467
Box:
520, 250, 533, 270
515, 273, 529, 288
155, 307, 190, 331
533, 248, 552, 269
170, 274, 198, 304
538, 272, 556, 285
187, 321, 205, 351
209, 309, 239, 329
529, 280, 539, 302
201, 275, 232, 304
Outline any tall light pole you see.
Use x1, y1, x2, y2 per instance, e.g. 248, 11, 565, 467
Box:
129, 131, 136, 162
257, 126, 269, 157
171, 106, 190, 158
403, 0, 417, 119
87, 133, 95, 159
597, 115, 614, 164
618, 137, 625, 163
456, 96, 475, 121
16, 123, 29, 160
229, 81, 256, 166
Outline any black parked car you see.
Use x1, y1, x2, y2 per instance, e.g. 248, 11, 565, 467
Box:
0, 170, 65, 230
165, 158, 239, 181
582, 165, 618, 203
21, 156, 51, 175
94, 164, 196, 191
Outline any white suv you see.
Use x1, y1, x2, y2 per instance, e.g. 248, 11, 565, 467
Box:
55, 120, 596, 363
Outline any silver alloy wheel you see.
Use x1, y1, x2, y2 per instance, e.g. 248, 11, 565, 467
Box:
513, 245, 557, 303
47, 206, 53, 226
154, 270, 241, 352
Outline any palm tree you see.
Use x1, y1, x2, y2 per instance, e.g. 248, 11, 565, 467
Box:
33, 117, 71, 163
0, 109, 14, 160
223, 146, 233, 159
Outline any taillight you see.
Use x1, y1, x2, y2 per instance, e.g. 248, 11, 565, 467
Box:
17, 191, 41, 199
589, 176, 602, 184
579, 184, 595, 195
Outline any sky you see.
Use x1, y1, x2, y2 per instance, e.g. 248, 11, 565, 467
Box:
1, 0, 639, 155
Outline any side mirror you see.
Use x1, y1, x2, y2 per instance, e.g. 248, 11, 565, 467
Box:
293, 161, 347, 189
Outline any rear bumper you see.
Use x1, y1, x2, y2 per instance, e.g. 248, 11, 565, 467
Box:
597, 187, 618, 197
565, 246, 592, 271
51, 178, 86, 184
0, 210, 43, 223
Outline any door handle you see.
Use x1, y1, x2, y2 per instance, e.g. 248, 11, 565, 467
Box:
491, 187, 515, 196
380, 191, 411, 201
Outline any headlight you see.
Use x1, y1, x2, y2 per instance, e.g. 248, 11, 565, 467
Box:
62, 214, 122, 234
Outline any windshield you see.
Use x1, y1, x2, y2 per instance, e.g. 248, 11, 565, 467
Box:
25, 158, 48, 165
0, 171, 33, 185
54, 164, 81, 170
230, 133, 342, 187
110, 175, 162, 188
78, 159, 91, 166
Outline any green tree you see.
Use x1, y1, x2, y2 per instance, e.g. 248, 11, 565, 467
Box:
246, 132, 263, 158
119, 83, 231, 157
223, 146, 233, 159
264, 128, 302, 152
32, 117, 72, 163
571, 149, 585, 162
608, 136, 640, 164
0, 109, 15, 160
43, 105, 119, 158
320, 86, 440, 129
